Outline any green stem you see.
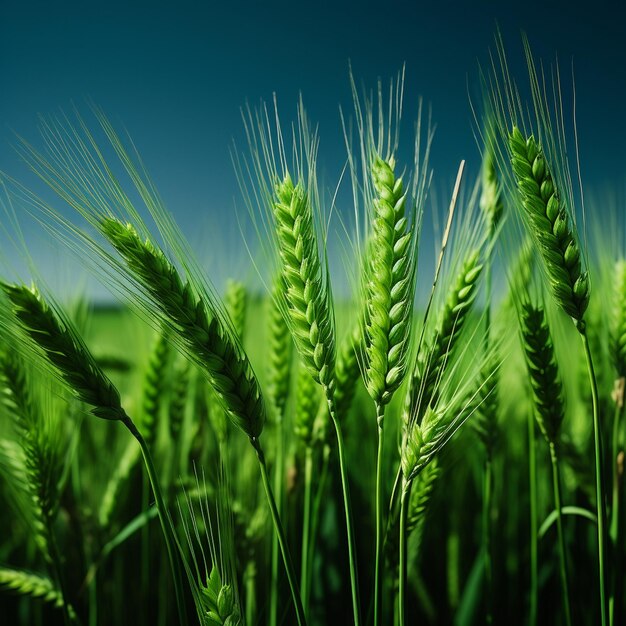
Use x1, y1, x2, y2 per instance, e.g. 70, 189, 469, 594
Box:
270, 415, 284, 626
329, 399, 361, 626
301, 447, 314, 616
310, 443, 331, 561
48, 524, 73, 626
610, 387, 624, 537
610, 391, 625, 626
140, 474, 150, 626
484, 246, 493, 347
253, 440, 307, 626
123, 416, 188, 626
580, 331, 608, 626
398, 478, 411, 626
483, 228, 495, 624
245, 560, 257, 626
388, 464, 403, 522
483, 455, 493, 625
528, 410, 538, 626
374, 403, 385, 626
550, 443, 572, 626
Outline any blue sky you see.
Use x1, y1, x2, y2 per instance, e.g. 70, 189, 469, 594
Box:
1, 0, 624, 297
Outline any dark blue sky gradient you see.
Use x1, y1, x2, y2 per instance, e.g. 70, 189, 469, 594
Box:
1, 0, 625, 296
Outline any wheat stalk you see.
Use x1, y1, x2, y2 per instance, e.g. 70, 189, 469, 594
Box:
505, 106, 606, 620
364, 152, 418, 625
100, 216, 308, 623
266, 276, 292, 626
519, 301, 572, 626
385, 457, 440, 571
610, 259, 626, 626
294, 363, 319, 614
270, 171, 359, 624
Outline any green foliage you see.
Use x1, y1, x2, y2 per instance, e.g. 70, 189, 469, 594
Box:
200, 567, 241, 626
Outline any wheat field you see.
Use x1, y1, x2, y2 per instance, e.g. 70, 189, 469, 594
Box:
0, 37, 624, 626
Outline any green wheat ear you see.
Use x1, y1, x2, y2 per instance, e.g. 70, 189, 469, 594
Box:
332, 322, 363, 422
1, 282, 124, 421
294, 364, 320, 448
0, 568, 74, 616
480, 145, 503, 236
508, 126, 589, 326
273, 173, 336, 395
364, 154, 416, 407
406, 247, 484, 421
0, 355, 60, 559
225, 280, 248, 341
101, 217, 266, 440
141, 326, 172, 447
266, 277, 293, 418
385, 456, 440, 569
311, 322, 362, 446
472, 351, 500, 454
519, 302, 565, 446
